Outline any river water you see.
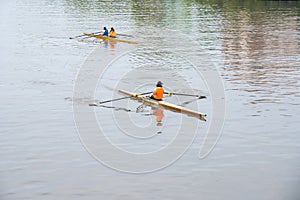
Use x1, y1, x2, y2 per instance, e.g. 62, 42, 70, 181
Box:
1, 0, 300, 199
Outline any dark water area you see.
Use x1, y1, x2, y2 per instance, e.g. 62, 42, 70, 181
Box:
1, 0, 300, 199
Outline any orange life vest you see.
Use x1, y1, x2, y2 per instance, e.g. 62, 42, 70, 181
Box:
153, 87, 164, 100
109, 30, 116, 37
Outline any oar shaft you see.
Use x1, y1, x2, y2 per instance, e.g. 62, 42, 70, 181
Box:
165, 92, 206, 98
99, 96, 130, 104
69, 31, 102, 39
165, 92, 198, 97
173, 93, 199, 97
96, 91, 152, 105
117, 33, 134, 38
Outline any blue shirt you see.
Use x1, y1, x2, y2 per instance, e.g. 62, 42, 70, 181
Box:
103, 29, 108, 36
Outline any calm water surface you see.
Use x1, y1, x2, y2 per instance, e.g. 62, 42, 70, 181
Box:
1, 0, 300, 199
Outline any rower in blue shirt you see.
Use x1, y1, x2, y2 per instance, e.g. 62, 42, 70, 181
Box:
103, 27, 108, 36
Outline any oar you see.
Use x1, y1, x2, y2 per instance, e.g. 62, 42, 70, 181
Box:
180, 98, 203, 106
117, 33, 135, 38
165, 92, 206, 99
89, 91, 152, 106
69, 31, 102, 39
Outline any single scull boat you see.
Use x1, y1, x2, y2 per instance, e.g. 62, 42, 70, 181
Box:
118, 89, 207, 120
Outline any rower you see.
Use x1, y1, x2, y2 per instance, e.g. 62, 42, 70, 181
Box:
109, 27, 117, 38
102, 27, 108, 36
150, 81, 164, 101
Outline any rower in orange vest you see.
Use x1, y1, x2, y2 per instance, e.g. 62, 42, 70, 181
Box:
109, 27, 117, 38
150, 81, 164, 101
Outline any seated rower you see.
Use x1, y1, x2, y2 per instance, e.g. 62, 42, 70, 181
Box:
103, 27, 108, 36
150, 81, 164, 101
109, 27, 117, 38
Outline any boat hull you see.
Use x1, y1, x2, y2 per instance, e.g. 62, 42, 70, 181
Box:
118, 89, 207, 120
83, 32, 138, 44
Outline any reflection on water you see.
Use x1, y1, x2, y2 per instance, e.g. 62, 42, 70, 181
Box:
221, 6, 300, 105
1, 0, 300, 199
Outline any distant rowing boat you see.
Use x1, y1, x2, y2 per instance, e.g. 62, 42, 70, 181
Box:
83, 32, 138, 44
118, 89, 207, 120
